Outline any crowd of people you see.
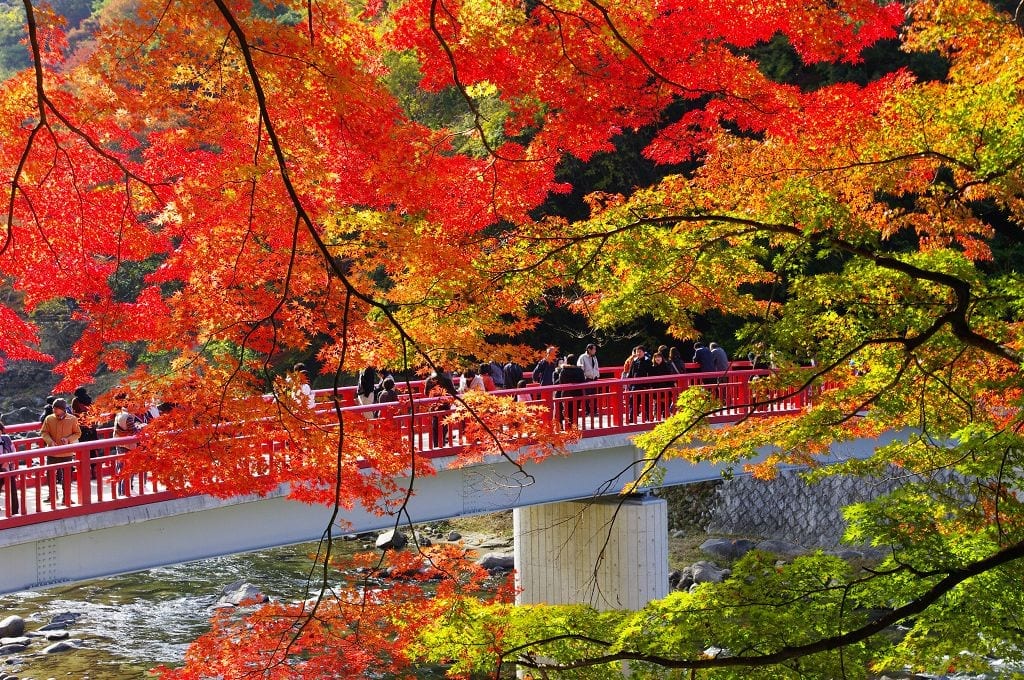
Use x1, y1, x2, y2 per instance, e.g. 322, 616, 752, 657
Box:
0, 387, 169, 513
2, 340, 747, 514
335, 339, 739, 414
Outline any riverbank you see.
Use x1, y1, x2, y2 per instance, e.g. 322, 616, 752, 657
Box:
0, 511, 716, 680
5, 514, 1013, 680
0, 515, 524, 680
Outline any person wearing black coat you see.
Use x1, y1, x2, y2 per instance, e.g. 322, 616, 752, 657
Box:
693, 342, 717, 384
532, 346, 558, 386
648, 353, 675, 418
624, 345, 652, 423
693, 342, 715, 372
424, 368, 457, 447
553, 354, 587, 428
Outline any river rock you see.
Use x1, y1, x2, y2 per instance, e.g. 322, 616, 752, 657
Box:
0, 637, 29, 646
42, 639, 79, 653
0, 617, 24, 638
675, 561, 741, 593
37, 612, 79, 631
375, 529, 407, 551
476, 552, 515, 572
699, 538, 755, 561
0, 642, 28, 655
446, 530, 462, 541
219, 580, 268, 606
687, 560, 730, 584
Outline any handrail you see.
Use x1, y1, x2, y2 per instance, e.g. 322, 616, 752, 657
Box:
1, 368, 806, 529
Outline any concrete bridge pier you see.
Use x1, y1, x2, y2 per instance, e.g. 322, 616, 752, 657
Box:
513, 495, 669, 611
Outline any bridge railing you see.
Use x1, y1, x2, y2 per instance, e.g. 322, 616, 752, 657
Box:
1, 368, 810, 527
0, 435, 184, 525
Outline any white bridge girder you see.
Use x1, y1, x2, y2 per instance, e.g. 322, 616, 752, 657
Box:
0, 431, 898, 594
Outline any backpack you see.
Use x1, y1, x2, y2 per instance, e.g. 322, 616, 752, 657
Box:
114, 411, 139, 436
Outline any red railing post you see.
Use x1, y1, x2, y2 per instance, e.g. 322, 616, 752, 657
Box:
76, 446, 89, 507
541, 386, 556, 429
611, 380, 624, 428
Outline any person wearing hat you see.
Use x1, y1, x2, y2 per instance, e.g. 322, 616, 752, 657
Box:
39, 394, 58, 422
72, 386, 99, 457
40, 397, 82, 505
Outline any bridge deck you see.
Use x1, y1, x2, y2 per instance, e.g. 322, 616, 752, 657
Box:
1, 368, 808, 530
0, 368, 890, 593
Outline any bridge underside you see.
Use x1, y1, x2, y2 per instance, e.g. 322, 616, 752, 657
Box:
0, 431, 898, 594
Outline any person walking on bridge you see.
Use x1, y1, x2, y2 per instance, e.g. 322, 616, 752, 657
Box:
577, 343, 601, 417
290, 363, 316, 409
112, 394, 146, 496
532, 346, 558, 386
554, 353, 586, 428
40, 398, 81, 505
577, 343, 600, 381
709, 342, 729, 372
1, 417, 19, 515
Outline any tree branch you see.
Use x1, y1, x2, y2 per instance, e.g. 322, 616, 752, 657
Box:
512, 539, 1024, 672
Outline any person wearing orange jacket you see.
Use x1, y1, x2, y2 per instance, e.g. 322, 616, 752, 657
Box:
40, 398, 81, 505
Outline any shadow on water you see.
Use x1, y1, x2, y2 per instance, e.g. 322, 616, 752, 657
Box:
0, 540, 362, 679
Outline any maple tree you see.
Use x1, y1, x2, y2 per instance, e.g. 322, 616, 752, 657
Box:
2, 0, 1024, 676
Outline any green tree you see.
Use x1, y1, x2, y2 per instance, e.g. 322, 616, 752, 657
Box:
1, 0, 1023, 677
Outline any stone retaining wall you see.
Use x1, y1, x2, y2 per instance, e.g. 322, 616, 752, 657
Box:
660, 482, 722, 532
703, 470, 905, 547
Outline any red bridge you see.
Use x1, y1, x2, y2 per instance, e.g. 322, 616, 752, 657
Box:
0, 365, 806, 530
0, 363, 892, 598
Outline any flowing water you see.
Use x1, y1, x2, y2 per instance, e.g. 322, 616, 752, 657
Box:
0, 539, 365, 679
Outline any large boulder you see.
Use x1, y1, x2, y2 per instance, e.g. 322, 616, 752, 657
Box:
2, 406, 40, 425
686, 561, 731, 585
476, 552, 515, 572
755, 539, 807, 559
699, 538, 756, 561
375, 529, 408, 551
218, 580, 269, 606
0, 616, 24, 638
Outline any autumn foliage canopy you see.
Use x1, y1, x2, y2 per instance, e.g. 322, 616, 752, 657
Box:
3, 0, 1024, 676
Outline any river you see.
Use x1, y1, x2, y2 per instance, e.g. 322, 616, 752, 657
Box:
0, 539, 369, 679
